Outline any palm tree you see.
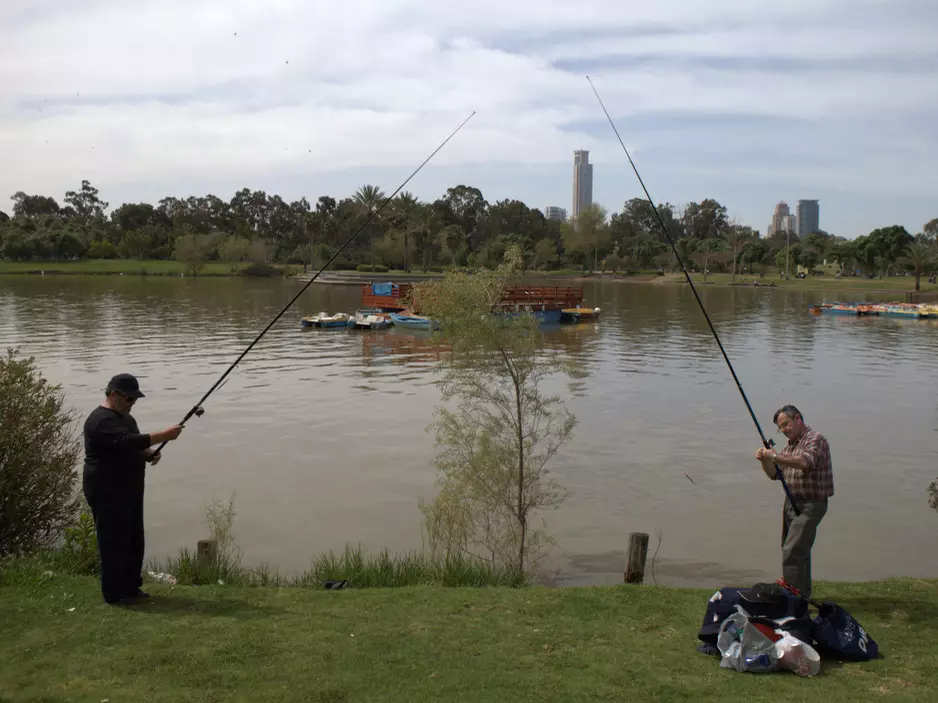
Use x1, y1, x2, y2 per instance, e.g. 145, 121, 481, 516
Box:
353, 185, 386, 268
411, 205, 441, 270
393, 192, 420, 271
903, 242, 934, 292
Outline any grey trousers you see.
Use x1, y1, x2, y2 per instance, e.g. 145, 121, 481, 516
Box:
781, 498, 828, 597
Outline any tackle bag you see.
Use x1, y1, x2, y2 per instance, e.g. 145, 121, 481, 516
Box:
811, 602, 879, 661
698, 583, 809, 647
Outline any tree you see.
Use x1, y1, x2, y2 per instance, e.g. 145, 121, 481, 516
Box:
117, 230, 152, 260
681, 199, 728, 241
741, 238, 767, 274
0, 348, 83, 556
64, 180, 109, 220
924, 218, 938, 242
532, 238, 558, 270
11, 192, 61, 219
568, 204, 610, 272
675, 237, 698, 271
218, 235, 252, 270
413, 248, 577, 575
437, 185, 488, 252
173, 232, 217, 275
691, 238, 723, 281
902, 243, 934, 292
724, 223, 752, 283
865, 226, 913, 278
827, 240, 857, 275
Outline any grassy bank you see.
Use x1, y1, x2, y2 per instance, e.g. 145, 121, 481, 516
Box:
1, 567, 936, 702
0, 259, 302, 276
654, 272, 938, 295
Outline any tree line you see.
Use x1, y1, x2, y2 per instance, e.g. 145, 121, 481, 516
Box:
1, 180, 936, 285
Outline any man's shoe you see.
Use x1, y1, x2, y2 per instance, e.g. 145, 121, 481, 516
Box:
129, 588, 151, 599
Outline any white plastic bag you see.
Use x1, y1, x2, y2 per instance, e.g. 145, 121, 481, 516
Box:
775, 632, 821, 677
717, 607, 780, 673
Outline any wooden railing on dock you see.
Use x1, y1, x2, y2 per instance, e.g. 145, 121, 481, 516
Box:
497, 284, 584, 309
361, 282, 585, 312
361, 283, 413, 311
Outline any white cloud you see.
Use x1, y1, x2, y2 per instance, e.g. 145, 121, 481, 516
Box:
0, 0, 936, 235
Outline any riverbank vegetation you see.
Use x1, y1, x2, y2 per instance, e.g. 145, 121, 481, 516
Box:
2, 181, 936, 287
415, 248, 578, 575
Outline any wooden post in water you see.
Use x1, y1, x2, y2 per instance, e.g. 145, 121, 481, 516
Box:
624, 532, 649, 584
197, 539, 218, 569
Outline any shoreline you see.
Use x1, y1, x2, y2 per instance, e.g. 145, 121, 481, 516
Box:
2, 262, 936, 297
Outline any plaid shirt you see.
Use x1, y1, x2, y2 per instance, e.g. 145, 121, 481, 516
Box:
777, 426, 833, 500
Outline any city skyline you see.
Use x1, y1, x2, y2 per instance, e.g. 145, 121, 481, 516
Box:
1, 1, 935, 240
767, 199, 820, 238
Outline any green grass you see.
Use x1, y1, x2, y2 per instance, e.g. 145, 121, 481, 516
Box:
151, 544, 526, 589
667, 271, 938, 294
1, 566, 936, 702
0, 259, 302, 276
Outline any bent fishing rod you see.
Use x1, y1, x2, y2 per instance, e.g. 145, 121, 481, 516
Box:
153, 110, 477, 454
585, 76, 801, 515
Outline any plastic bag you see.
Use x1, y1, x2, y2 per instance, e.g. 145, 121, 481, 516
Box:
812, 603, 878, 661
717, 607, 780, 673
775, 632, 821, 677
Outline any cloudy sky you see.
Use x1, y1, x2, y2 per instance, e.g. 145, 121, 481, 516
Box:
1, 0, 935, 238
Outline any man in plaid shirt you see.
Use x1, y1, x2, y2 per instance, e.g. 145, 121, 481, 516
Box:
755, 404, 833, 597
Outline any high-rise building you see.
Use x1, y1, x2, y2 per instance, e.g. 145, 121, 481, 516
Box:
780, 214, 798, 235
796, 200, 819, 236
572, 150, 593, 220
545, 206, 567, 223
768, 201, 791, 236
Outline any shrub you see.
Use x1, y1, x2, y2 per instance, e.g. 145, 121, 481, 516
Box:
356, 264, 389, 273
240, 262, 280, 277
0, 348, 82, 557
86, 241, 117, 259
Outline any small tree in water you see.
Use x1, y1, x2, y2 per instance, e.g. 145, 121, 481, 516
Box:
414, 247, 578, 575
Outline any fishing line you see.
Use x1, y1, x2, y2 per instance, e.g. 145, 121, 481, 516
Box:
153, 110, 477, 453
585, 76, 800, 514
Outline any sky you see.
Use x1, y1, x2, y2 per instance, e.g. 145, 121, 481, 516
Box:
1, 0, 936, 239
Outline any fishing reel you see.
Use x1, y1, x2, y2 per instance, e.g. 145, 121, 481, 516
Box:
194, 406, 205, 418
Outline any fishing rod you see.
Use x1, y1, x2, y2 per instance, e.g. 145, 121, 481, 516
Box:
585, 76, 801, 515
153, 110, 477, 454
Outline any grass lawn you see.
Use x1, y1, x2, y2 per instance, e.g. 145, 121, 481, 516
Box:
670, 272, 938, 294
2, 571, 936, 702
0, 259, 302, 276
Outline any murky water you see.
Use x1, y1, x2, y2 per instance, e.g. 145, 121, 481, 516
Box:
2, 274, 936, 588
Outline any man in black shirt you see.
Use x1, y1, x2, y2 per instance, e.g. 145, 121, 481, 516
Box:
82, 373, 184, 605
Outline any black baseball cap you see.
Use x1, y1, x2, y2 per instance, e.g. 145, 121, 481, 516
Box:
107, 373, 146, 398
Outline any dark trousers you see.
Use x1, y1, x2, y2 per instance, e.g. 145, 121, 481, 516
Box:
83, 477, 145, 603
781, 498, 828, 598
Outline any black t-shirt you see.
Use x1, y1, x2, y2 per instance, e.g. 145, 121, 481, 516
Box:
82, 406, 152, 488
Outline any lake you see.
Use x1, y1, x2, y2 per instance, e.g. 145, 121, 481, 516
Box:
2, 274, 936, 589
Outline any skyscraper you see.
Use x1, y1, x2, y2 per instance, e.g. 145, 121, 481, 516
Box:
768, 201, 791, 236
572, 150, 593, 220
796, 200, 819, 236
